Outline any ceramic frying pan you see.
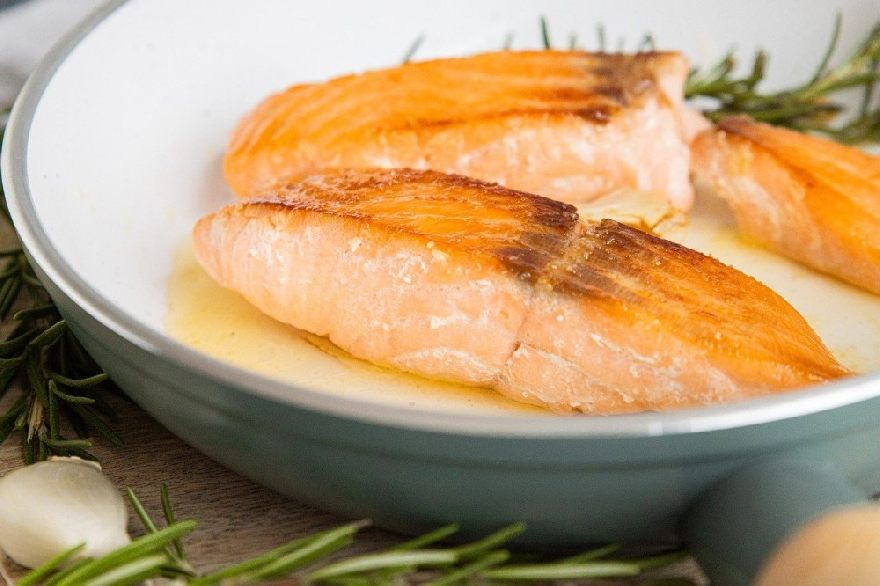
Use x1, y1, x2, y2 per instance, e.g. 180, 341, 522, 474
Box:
4, 1, 880, 584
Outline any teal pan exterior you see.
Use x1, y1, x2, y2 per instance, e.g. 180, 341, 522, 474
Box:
54, 277, 880, 544
5, 2, 880, 583
37, 271, 880, 580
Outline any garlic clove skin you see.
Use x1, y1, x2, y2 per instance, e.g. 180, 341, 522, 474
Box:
0, 457, 130, 568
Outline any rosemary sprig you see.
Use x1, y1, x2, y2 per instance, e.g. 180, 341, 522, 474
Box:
20, 486, 691, 585
535, 16, 880, 144
0, 108, 120, 464
409, 17, 880, 145
402, 35, 425, 64
537, 16, 658, 56
685, 16, 880, 142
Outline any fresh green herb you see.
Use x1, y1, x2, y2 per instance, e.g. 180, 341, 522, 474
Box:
537, 17, 657, 55
18, 486, 690, 585
501, 32, 515, 51
540, 15, 552, 50
538, 15, 880, 144
0, 109, 119, 465
406, 17, 880, 145
684, 15, 880, 142
638, 32, 656, 53
596, 23, 607, 52
402, 34, 425, 64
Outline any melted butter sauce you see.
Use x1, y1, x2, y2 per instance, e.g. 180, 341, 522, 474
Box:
167, 188, 880, 414
166, 244, 545, 415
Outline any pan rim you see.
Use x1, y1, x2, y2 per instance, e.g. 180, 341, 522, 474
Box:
3, 0, 879, 439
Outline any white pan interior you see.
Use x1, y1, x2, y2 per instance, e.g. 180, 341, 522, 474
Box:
19, 0, 880, 415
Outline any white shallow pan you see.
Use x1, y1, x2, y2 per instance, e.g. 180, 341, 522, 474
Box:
4, 2, 880, 584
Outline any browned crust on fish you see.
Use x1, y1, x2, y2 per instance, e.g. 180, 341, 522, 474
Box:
244, 168, 579, 280
223, 50, 691, 198
235, 169, 845, 385
546, 220, 846, 383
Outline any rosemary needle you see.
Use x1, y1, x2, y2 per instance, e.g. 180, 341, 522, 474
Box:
40, 557, 91, 586
161, 482, 186, 558
0, 108, 120, 464
52, 522, 197, 586
78, 554, 169, 586
190, 523, 364, 585
425, 549, 510, 586
15, 544, 86, 586
482, 561, 643, 580
390, 523, 459, 550
535, 15, 880, 144
126, 487, 160, 534
307, 549, 459, 581
235, 528, 360, 582
451, 521, 526, 560
561, 542, 622, 562
19, 487, 688, 585
401, 34, 425, 64
48, 371, 108, 388
540, 15, 552, 50
685, 15, 880, 141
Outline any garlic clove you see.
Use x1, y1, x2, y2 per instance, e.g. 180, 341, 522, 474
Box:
575, 188, 685, 236
0, 457, 130, 568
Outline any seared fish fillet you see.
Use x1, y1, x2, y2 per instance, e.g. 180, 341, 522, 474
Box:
692, 116, 880, 294
194, 169, 846, 414
224, 50, 694, 209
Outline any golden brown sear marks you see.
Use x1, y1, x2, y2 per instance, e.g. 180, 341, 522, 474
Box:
248, 168, 839, 385
197, 168, 847, 413
246, 168, 579, 280
542, 220, 847, 384
224, 50, 693, 208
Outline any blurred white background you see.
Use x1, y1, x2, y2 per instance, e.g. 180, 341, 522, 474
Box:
0, 0, 103, 105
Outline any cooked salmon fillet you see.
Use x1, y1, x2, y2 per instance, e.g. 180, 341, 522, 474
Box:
224, 50, 694, 210
194, 169, 846, 414
691, 116, 880, 294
